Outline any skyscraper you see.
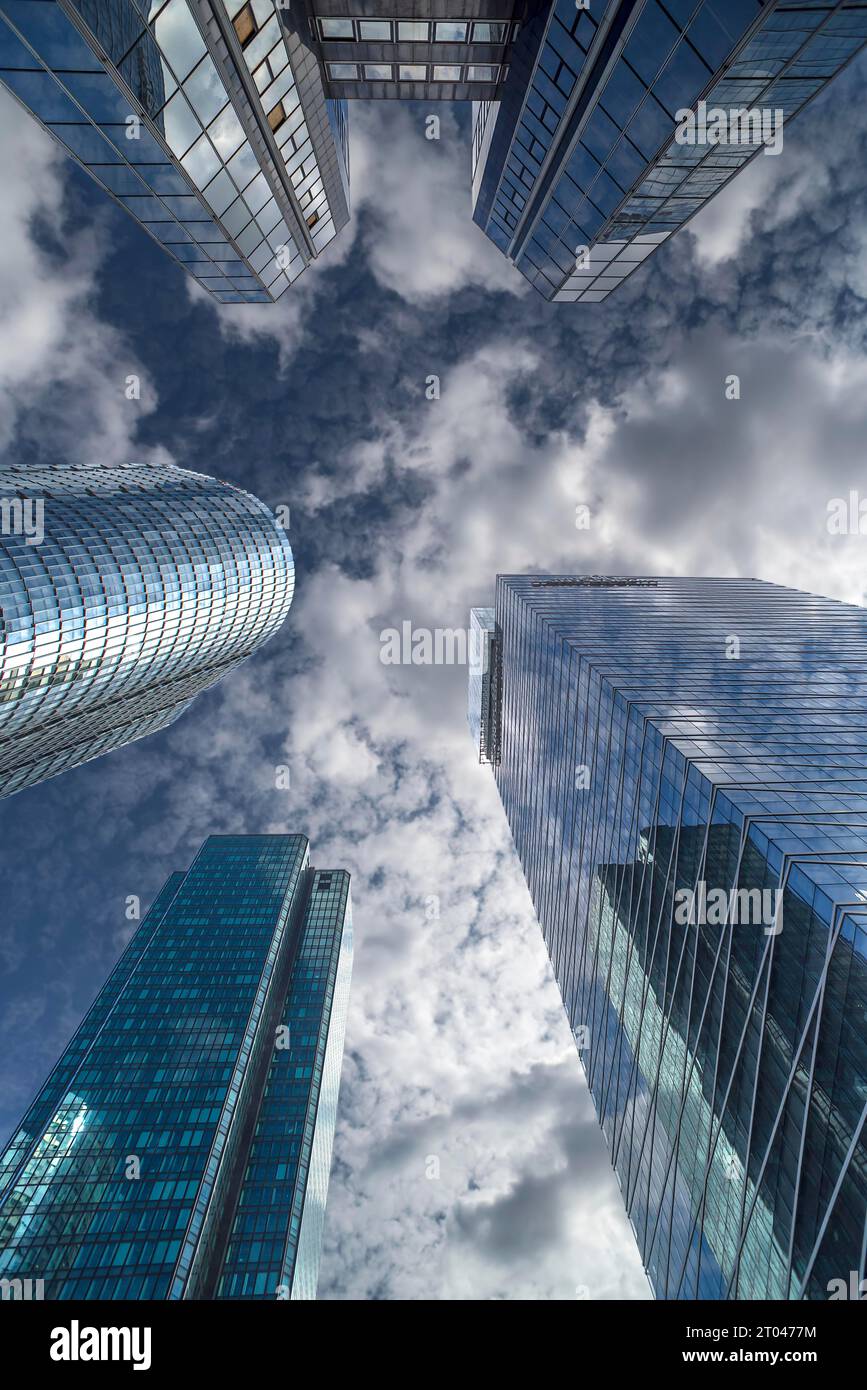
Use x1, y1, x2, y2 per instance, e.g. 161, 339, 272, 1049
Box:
471, 0, 867, 301
469, 576, 867, 1299
3, 3, 865, 303
0, 461, 293, 798
0, 0, 350, 303
0, 834, 353, 1300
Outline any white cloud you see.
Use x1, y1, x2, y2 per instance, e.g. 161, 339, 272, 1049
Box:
199, 100, 524, 363
688, 152, 780, 268
349, 103, 524, 303
687, 72, 860, 287
193, 222, 357, 369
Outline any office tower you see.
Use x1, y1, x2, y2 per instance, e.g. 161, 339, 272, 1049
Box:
0, 461, 293, 798
0, 0, 350, 303
3, 6, 865, 305
469, 576, 867, 1299
471, 0, 867, 300
0, 834, 353, 1300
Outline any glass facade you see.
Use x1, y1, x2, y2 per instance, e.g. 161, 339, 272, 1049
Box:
0, 461, 293, 798
472, 0, 867, 301
470, 576, 867, 1298
5, 3, 862, 302
467, 604, 498, 763
0, 835, 352, 1300
0, 1, 350, 302
305, 4, 524, 99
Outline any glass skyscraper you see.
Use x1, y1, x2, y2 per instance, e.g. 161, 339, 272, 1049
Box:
0, 0, 350, 303
0, 461, 293, 798
0, 834, 353, 1300
469, 576, 867, 1299
471, 0, 867, 301
4, 3, 865, 303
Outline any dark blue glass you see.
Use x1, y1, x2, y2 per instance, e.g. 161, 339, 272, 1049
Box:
470, 577, 867, 1299
0, 837, 352, 1301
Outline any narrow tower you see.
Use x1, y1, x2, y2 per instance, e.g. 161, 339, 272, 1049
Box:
0, 835, 352, 1300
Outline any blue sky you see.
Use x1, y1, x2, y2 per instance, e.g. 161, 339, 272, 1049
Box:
2, 65, 867, 1299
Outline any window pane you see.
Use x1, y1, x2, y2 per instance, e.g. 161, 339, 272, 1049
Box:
321, 19, 354, 39
182, 134, 221, 186
208, 103, 246, 161
163, 91, 201, 158
398, 22, 429, 41
155, 0, 207, 81
183, 57, 228, 126
435, 23, 468, 42
359, 20, 391, 39
232, 4, 257, 47
267, 101, 286, 132
473, 22, 509, 43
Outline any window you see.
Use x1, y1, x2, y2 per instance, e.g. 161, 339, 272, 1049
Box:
232, 3, 257, 47
321, 19, 354, 39
433, 65, 462, 81
472, 22, 509, 43
435, 22, 468, 42
398, 21, 429, 41
466, 64, 499, 82
267, 101, 286, 133
327, 63, 358, 80
306, 210, 320, 229
364, 64, 393, 80
359, 20, 391, 40
399, 64, 427, 80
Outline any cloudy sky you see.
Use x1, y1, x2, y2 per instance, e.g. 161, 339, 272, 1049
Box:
2, 56, 867, 1301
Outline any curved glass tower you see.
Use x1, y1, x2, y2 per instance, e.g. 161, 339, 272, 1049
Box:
0, 461, 294, 798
